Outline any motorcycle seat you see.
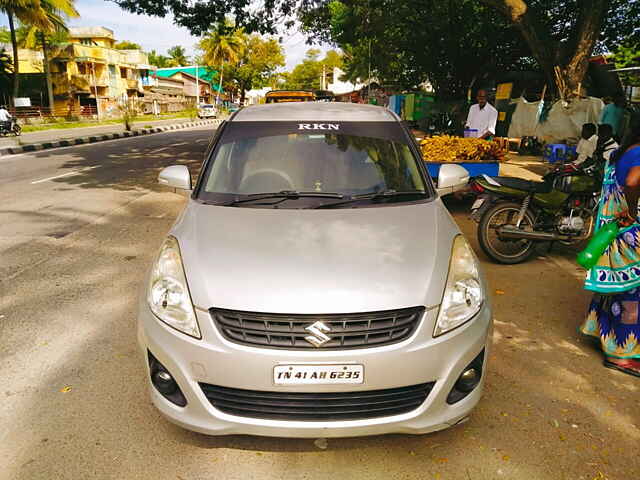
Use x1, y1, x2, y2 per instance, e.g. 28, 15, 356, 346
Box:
485, 175, 553, 194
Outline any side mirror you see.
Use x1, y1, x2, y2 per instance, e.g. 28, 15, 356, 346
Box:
437, 164, 470, 196
158, 165, 191, 191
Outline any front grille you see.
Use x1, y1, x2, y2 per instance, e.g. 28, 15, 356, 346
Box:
200, 383, 435, 421
210, 307, 425, 349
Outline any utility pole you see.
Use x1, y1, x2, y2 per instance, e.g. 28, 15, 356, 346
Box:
322, 64, 326, 90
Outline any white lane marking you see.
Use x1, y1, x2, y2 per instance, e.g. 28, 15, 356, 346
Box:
30, 165, 98, 184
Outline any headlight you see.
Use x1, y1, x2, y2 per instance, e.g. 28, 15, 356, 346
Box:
434, 235, 483, 337
147, 236, 201, 338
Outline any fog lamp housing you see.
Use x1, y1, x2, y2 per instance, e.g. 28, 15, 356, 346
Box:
447, 349, 485, 404
148, 351, 187, 407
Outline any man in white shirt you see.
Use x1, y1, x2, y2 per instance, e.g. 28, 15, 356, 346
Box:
0, 105, 11, 122
465, 90, 498, 139
574, 123, 598, 166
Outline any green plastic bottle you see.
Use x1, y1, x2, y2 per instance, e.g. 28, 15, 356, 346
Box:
576, 222, 620, 269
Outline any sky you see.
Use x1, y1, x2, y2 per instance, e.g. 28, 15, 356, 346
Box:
0, 0, 330, 70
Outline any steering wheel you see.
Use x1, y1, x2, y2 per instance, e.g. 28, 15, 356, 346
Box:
238, 169, 295, 193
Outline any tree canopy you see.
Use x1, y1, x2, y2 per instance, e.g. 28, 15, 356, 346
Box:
167, 45, 190, 66
148, 50, 171, 67
300, 1, 533, 98
115, 40, 142, 50
479, 0, 640, 96
1, 0, 77, 102
225, 34, 285, 102
112, 0, 640, 99
283, 48, 342, 90
613, 39, 640, 88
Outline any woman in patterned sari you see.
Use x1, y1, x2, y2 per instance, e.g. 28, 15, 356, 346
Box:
582, 116, 640, 377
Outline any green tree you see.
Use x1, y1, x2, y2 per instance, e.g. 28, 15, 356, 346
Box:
0, 0, 51, 103
148, 49, 170, 68
225, 34, 285, 103
19, 0, 79, 109
284, 49, 344, 91
114, 0, 640, 99
199, 26, 245, 102
613, 40, 640, 88
114, 40, 142, 50
479, 0, 640, 97
322, 49, 342, 70
167, 46, 190, 67
300, 0, 534, 98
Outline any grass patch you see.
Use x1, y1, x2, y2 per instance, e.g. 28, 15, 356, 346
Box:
20, 112, 193, 134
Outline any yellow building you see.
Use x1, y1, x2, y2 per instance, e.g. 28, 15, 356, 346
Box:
10, 48, 45, 74
46, 27, 157, 114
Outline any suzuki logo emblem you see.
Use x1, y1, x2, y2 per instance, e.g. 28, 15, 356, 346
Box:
304, 321, 332, 347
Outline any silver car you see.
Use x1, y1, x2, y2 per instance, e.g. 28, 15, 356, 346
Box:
139, 102, 492, 438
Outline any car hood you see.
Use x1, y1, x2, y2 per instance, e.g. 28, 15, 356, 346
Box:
173, 200, 459, 314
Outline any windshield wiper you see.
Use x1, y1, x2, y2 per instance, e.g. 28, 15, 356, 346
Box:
313, 190, 427, 209
219, 190, 345, 206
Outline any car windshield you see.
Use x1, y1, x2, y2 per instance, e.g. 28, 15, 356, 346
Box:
197, 125, 430, 208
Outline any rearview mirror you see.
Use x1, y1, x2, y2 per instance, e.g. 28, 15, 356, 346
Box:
437, 164, 470, 196
158, 165, 191, 191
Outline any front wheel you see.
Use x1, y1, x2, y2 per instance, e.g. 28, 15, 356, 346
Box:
13, 124, 21, 136
478, 201, 537, 264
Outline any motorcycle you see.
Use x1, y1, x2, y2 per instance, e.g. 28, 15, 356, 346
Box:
0, 119, 21, 136
470, 164, 600, 264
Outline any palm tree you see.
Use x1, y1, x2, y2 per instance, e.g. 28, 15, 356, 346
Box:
167, 46, 189, 67
199, 27, 245, 104
20, 0, 78, 111
0, 0, 51, 104
148, 50, 170, 68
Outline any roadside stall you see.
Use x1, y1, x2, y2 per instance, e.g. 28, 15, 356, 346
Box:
419, 135, 507, 177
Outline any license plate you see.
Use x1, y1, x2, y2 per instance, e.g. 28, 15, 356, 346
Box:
274, 364, 364, 385
471, 198, 485, 211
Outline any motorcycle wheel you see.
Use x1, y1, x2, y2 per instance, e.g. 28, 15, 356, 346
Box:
478, 201, 537, 264
13, 125, 21, 136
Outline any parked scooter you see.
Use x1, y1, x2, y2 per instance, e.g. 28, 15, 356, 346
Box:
0, 119, 21, 136
470, 164, 600, 264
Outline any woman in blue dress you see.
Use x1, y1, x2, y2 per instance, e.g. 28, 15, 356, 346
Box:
582, 115, 640, 376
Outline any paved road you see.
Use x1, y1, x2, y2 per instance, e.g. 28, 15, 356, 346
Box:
1, 129, 638, 480
0, 116, 206, 148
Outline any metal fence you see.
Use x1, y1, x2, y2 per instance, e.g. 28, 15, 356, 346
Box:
8, 105, 98, 120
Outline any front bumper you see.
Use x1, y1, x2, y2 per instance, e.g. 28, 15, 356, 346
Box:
138, 302, 492, 438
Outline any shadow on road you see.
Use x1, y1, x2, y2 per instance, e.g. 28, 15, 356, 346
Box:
26, 129, 211, 192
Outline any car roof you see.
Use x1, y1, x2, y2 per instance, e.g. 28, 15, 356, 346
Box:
231, 102, 400, 123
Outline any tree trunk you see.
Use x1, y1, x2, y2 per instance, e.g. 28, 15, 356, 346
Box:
8, 11, 20, 105
558, 0, 607, 97
40, 33, 55, 112
480, 0, 607, 98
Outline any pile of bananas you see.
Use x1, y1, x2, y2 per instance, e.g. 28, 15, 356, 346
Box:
420, 135, 508, 163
